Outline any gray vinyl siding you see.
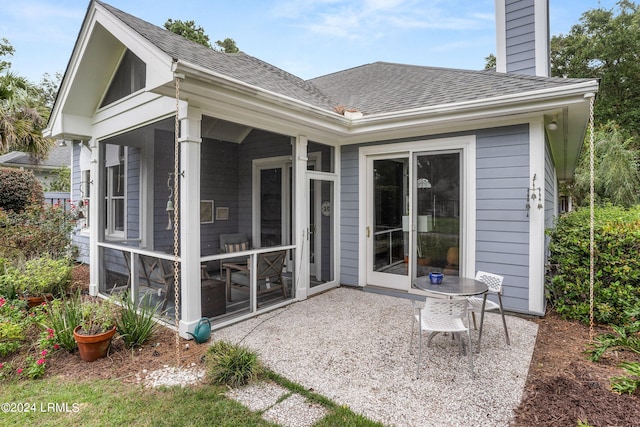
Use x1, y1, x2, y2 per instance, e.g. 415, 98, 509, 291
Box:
505, 0, 536, 75
339, 145, 360, 286
71, 141, 90, 264
476, 125, 530, 313
126, 147, 140, 241
340, 125, 532, 312
543, 141, 556, 262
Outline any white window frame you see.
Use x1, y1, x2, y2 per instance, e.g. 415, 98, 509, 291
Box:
105, 146, 126, 239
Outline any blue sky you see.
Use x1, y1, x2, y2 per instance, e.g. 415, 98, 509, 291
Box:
0, 0, 621, 84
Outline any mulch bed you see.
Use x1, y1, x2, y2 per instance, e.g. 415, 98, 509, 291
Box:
512, 311, 640, 427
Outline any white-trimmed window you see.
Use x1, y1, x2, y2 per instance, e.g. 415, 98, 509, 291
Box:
80, 170, 91, 230
105, 145, 126, 238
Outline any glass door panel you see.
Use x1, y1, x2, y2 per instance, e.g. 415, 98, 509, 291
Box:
414, 152, 460, 278
366, 157, 409, 290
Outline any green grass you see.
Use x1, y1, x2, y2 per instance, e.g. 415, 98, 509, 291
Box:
0, 372, 383, 426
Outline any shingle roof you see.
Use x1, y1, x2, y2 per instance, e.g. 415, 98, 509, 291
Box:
0, 144, 70, 168
97, 1, 335, 111
309, 62, 595, 115
97, 1, 594, 117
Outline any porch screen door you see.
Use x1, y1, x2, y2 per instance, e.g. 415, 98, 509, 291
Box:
307, 174, 337, 295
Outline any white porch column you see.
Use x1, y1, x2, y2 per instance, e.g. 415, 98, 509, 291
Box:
88, 138, 100, 296
528, 119, 546, 315
294, 135, 309, 300
177, 105, 203, 338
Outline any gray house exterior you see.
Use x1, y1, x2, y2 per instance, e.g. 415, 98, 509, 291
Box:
46, 0, 598, 338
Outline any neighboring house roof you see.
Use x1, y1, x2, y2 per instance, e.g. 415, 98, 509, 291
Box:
0, 144, 71, 170
97, 0, 593, 117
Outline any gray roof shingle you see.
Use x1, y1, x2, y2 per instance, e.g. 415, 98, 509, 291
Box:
96, 1, 594, 117
309, 62, 595, 115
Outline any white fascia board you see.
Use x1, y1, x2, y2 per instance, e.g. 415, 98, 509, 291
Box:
160, 60, 598, 146
159, 63, 347, 143
357, 80, 599, 125
91, 95, 177, 141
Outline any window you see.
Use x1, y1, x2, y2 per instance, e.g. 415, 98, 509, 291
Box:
100, 50, 146, 108
80, 170, 91, 230
105, 145, 126, 237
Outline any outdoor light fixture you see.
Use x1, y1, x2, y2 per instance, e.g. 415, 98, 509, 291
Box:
58, 140, 68, 147
547, 114, 558, 131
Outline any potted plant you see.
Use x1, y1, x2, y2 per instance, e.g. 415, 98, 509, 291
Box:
73, 297, 118, 362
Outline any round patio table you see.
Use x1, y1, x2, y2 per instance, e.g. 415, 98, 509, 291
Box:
413, 275, 489, 352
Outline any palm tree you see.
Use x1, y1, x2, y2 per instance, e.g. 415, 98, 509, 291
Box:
0, 71, 54, 159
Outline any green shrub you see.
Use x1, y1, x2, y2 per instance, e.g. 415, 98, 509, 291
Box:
116, 292, 161, 348
0, 167, 43, 212
205, 340, 262, 387
547, 205, 640, 325
0, 256, 72, 298
0, 203, 77, 260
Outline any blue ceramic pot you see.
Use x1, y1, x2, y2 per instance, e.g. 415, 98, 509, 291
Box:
429, 272, 443, 284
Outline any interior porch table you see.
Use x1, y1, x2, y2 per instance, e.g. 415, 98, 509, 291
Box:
413, 275, 489, 352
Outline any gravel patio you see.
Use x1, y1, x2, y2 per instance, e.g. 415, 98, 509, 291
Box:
216, 286, 538, 426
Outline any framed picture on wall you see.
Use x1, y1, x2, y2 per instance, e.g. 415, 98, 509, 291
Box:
216, 207, 229, 221
200, 200, 214, 223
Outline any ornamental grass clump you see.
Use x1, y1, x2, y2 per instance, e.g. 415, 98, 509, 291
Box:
116, 291, 161, 348
46, 294, 83, 351
205, 340, 262, 387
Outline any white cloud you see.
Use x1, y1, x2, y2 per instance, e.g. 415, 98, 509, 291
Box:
271, 0, 494, 40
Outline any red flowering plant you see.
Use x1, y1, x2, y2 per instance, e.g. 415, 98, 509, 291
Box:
0, 300, 58, 381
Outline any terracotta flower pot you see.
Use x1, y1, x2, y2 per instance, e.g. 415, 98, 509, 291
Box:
22, 294, 54, 308
73, 325, 117, 362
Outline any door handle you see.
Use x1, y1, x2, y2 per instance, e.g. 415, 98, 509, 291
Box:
366, 226, 370, 238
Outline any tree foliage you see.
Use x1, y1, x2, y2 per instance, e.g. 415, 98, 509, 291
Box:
550, 0, 640, 139
0, 167, 44, 212
0, 39, 55, 159
164, 19, 240, 53
164, 19, 212, 48
214, 38, 240, 54
571, 123, 640, 207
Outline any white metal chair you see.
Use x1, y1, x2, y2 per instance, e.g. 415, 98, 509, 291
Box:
468, 271, 510, 345
411, 297, 473, 379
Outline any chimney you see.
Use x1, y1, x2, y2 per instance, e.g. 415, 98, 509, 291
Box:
495, 0, 550, 77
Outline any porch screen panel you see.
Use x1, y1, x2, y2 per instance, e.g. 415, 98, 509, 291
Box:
260, 168, 282, 247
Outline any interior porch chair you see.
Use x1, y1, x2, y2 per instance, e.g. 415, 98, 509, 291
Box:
467, 270, 510, 345
411, 297, 473, 379
225, 250, 287, 306
218, 233, 251, 277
